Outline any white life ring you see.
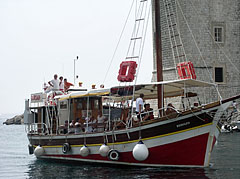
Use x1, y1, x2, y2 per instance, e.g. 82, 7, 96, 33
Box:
62, 143, 71, 154
108, 149, 120, 161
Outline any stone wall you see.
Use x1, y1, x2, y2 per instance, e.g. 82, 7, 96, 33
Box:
152, 0, 240, 104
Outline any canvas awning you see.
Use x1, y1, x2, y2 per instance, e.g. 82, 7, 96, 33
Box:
109, 79, 215, 100
58, 89, 110, 101
58, 79, 215, 101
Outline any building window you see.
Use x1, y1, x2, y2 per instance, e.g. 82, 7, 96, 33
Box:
214, 27, 223, 43
214, 67, 224, 83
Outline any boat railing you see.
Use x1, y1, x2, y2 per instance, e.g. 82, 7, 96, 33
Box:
129, 106, 181, 127
25, 123, 49, 135
30, 90, 66, 108
64, 122, 107, 134
26, 107, 181, 135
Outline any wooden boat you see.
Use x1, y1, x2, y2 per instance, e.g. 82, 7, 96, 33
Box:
24, 0, 240, 167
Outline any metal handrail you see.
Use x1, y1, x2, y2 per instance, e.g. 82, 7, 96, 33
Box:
130, 106, 181, 124
26, 123, 49, 135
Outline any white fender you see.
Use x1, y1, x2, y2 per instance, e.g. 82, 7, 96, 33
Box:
34, 145, 44, 157
132, 140, 149, 161
80, 145, 90, 157
99, 144, 110, 157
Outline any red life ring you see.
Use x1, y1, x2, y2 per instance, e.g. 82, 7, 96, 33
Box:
117, 61, 137, 82
177, 61, 196, 80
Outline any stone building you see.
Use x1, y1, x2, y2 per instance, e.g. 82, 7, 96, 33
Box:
152, 0, 240, 104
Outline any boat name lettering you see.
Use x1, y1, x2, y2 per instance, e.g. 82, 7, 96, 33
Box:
176, 122, 190, 128
31, 95, 41, 101
31, 93, 46, 103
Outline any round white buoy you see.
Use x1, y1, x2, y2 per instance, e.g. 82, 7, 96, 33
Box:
80, 145, 90, 157
132, 140, 149, 161
99, 144, 110, 157
34, 145, 44, 157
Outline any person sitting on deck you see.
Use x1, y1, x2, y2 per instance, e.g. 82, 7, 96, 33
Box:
63, 120, 69, 134
64, 78, 74, 92
58, 120, 68, 134
69, 119, 76, 134
165, 103, 176, 115
142, 103, 154, 121
96, 111, 107, 132
84, 117, 94, 133
74, 118, 82, 134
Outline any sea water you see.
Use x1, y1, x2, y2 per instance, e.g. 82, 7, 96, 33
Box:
0, 117, 239, 179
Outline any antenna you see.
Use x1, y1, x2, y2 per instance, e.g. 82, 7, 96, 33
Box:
74, 56, 79, 85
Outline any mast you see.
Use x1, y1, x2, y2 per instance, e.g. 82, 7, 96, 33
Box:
152, 0, 163, 111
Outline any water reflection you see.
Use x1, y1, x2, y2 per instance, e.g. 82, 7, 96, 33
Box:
26, 159, 210, 179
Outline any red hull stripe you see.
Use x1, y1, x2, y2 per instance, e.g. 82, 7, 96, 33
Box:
45, 133, 209, 166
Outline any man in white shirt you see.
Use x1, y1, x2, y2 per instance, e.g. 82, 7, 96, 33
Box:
48, 74, 59, 91
136, 93, 144, 119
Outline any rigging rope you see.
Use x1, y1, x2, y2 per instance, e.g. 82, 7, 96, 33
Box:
102, 0, 135, 85
106, 0, 151, 117
163, 0, 178, 78
134, 3, 151, 79
131, 1, 151, 117
176, 0, 222, 100
137, 1, 150, 63
163, 0, 185, 78
125, 0, 147, 59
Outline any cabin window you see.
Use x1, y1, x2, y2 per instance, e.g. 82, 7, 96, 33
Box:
94, 99, 99, 109
77, 100, 83, 109
214, 67, 224, 83
82, 110, 92, 118
214, 27, 223, 43
60, 101, 68, 109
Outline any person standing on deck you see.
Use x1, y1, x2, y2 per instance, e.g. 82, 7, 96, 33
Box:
136, 93, 144, 119
59, 76, 64, 92
48, 74, 59, 91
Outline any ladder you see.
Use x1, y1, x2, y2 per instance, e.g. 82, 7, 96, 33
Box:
125, 0, 149, 62
163, 0, 187, 66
